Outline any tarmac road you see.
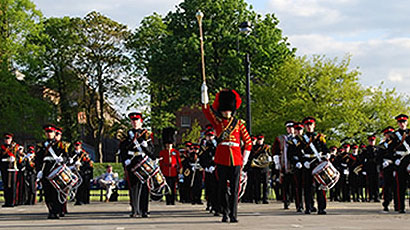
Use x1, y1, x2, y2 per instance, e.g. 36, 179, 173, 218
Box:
0, 200, 409, 229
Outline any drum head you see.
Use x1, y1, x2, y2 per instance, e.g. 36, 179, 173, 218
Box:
312, 161, 328, 175
47, 165, 64, 179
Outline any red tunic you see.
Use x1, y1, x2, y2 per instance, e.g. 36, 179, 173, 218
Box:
159, 148, 181, 177
202, 105, 252, 166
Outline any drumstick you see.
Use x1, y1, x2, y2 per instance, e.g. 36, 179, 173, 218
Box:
196, 10, 206, 84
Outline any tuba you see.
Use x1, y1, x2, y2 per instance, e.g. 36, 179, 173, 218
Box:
251, 145, 272, 168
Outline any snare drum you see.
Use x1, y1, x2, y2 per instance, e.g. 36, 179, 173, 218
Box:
312, 161, 340, 190
47, 164, 79, 197
130, 155, 160, 183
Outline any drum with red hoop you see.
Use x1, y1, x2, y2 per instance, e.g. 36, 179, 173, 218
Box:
312, 161, 340, 190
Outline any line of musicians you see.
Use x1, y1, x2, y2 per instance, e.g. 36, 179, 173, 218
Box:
0, 125, 93, 219
274, 114, 410, 214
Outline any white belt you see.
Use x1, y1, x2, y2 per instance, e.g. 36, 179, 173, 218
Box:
304, 154, 315, 158
1, 158, 10, 162
341, 163, 347, 167
220, 142, 240, 147
43, 156, 55, 161
395, 151, 408, 156
7, 169, 18, 172
129, 151, 145, 157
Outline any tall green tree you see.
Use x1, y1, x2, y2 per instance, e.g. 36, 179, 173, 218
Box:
252, 55, 410, 146
24, 16, 85, 140
78, 11, 131, 163
128, 0, 295, 131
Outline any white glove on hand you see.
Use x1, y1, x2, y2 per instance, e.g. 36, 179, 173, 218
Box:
362, 171, 367, 175
56, 156, 63, 163
125, 159, 131, 166
304, 161, 310, 169
382, 160, 389, 168
296, 162, 302, 169
243, 150, 251, 166
69, 158, 74, 164
75, 161, 82, 166
201, 83, 209, 104
209, 166, 215, 173
37, 171, 43, 180
9, 156, 15, 162
140, 141, 148, 148
395, 159, 401, 166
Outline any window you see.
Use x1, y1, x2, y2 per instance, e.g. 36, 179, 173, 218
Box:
181, 116, 191, 128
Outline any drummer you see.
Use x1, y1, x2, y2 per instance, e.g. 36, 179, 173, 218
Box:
35, 124, 68, 219
294, 117, 329, 215
119, 112, 155, 218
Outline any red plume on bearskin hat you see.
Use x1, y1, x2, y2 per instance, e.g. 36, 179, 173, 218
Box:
212, 89, 242, 114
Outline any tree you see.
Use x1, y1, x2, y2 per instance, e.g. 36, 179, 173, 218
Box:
128, 0, 295, 131
24, 16, 85, 140
252, 55, 410, 146
78, 11, 131, 163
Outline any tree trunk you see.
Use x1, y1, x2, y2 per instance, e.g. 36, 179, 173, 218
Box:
96, 71, 104, 163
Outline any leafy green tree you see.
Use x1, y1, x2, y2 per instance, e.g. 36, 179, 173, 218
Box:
252, 55, 410, 147
77, 11, 131, 163
24, 16, 85, 140
128, 0, 295, 130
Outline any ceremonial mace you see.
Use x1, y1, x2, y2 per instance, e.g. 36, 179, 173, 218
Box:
196, 10, 206, 84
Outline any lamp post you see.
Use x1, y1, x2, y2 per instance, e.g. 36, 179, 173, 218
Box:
239, 21, 252, 135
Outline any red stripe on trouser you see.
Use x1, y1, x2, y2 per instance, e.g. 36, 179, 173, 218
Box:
395, 172, 401, 211
323, 190, 327, 202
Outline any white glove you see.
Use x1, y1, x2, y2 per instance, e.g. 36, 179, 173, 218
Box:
75, 161, 82, 166
201, 83, 209, 104
9, 156, 15, 162
125, 159, 131, 166
296, 162, 302, 169
382, 160, 389, 168
209, 166, 215, 173
304, 161, 310, 169
37, 171, 43, 180
56, 156, 63, 163
395, 159, 401, 166
243, 150, 251, 166
69, 158, 74, 164
362, 171, 367, 175
273, 155, 280, 170
140, 140, 148, 148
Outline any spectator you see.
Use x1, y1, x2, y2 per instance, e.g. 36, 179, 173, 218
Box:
96, 165, 118, 202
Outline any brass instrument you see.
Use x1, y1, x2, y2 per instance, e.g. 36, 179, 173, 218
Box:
251, 145, 272, 168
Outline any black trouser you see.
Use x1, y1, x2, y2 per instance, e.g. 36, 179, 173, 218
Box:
339, 171, 350, 202
293, 169, 303, 210
245, 168, 256, 202
349, 173, 360, 201
1, 169, 16, 206
302, 168, 326, 212
366, 172, 379, 201
253, 168, 269, 202
16, 171, 25, 205
382, 169, 397, 210
396, 164, 408, 212
24, 173, 37, 205
217, 164, 240, 219
205, 172, 218, 210
126, 170, 149, 215
282, 172, 293, 207
76, 174, 91, 204
165, 176, 177, 205
191, 171, 203, 204
43, 179, 62, 215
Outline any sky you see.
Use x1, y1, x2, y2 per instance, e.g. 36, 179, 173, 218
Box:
32, 0, 410, 102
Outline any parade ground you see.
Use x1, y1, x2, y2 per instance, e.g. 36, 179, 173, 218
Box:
0, 201, 409, 230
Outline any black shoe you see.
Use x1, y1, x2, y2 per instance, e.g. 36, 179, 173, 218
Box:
263, 200, 269, 204
255, 200, 260, 204
59, 212, 65, 217
130, 213, 137, 218
214, 212, 220, 216
382, 206, 389, 213
399, 210, 406, 214
311, 207, 317, 212
296, 208, 303, 213
47, 214, 59, 219
318, 210, 327, 215
305, 210, 311, 214
374, 199, 380, 203
230, 217, 238, 223
141, 213, 148, 218
222, 216, 228, 223
2, 204, 14, 208
74, 202, 82, 206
